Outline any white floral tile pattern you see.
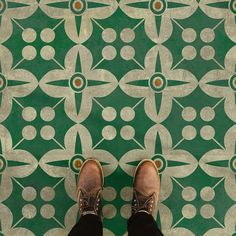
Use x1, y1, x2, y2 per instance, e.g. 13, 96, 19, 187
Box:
0, 0, 236, 235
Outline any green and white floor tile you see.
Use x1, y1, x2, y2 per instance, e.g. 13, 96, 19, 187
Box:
0, 0, 236, 235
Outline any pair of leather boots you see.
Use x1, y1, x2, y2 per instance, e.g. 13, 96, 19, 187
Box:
77, 159, 160, 219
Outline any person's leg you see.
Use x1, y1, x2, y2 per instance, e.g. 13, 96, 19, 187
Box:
69, 214, 102, 236
128, 212, 163, 236
128, 159, 163, 236
68, 159, 104, 236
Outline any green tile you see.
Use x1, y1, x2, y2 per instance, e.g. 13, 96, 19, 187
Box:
0, 0, 236, 235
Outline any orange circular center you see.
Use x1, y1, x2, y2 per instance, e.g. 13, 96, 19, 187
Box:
0, 80, 2, 86
234, 79, 236, 86
75, 1, 82, 9
234, 2, 236, 8
155, 160, 162, 168
74, 78, 82, 87
74, 159, 82, 168
233, 160, 236, 168
155, 78, 162, 87
0, 161, 2, 167
155, 1, 162, 10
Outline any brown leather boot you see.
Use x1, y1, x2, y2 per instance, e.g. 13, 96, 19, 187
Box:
77, 159, 104, 217
132, 159, 160, 218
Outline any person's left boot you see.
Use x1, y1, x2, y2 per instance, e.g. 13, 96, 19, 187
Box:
77, 159, 104, 217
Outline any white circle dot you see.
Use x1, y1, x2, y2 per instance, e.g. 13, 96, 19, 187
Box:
182, 28, 196, 43
22, 204, 37, 219
102, 45, 117, 60
120, 187, 133, 201
22, 46, 37, 60
200, 107, 215, 122
182, 187, 197, 202
102, 125, 117, 140
120, 204, 131, 219
40, 107, 55, 122
200, 125, 215, 140
200, 187, 215, 202
102, 187, 117, 201
182, 125, 197, 140
120, 107, 135, 122
120, 125, 135, 140
22, 187, 37, 202
40, 187, 55, 202
22, 28, 37, 43
200, 204, 215, 219
40, 46, 55, 60
40, 204, 55, 219
102, 204, 116, 219
102, 107, 117, 122
200, 28, 215, 43
22, 125, 37, 140
104, 229, 115, 236
200, 46, 215, 60
120, 28, 135, 43
182, 107, 196, 122
102, 28, 116, 43
22, 107, 37, 122
182, 46, 197, 60
40, 125, 55, 140
40, 28, 55, 43
182, 204, 196, 219
120, 46, 135, 60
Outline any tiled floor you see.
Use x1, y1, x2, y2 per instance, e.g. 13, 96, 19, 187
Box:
0, 0, 236, 235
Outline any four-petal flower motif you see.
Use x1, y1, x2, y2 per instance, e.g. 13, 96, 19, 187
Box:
0, 45, 38, 122
0, 0, 37, 42
39, 124, 118, 201
199, 46, 236, 122
0, 125, 38, 202
40, 45, 118, 123
119, 45, 198, 123
119, 124, 198, 202
199, 0, 236, 42
119, 0, 198, 43
39, 0, 118, 43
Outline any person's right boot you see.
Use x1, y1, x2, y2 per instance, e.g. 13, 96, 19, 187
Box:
132, 159, 161, 218
77, 159, 104, 217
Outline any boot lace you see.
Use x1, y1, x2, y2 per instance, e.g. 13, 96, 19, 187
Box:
78, 188, 102, 216
132, 189, 155, 215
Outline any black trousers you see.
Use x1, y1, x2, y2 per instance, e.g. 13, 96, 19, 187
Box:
68, 212, 164, 236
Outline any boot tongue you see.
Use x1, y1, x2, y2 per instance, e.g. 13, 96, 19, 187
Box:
132, 189, 155, 214
135, 190, 152, 204
80, 188, 102, 215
